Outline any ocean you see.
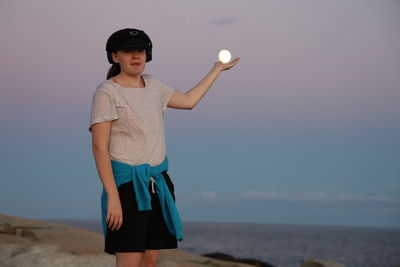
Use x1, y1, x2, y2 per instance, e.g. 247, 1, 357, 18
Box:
45, 219, 400, 267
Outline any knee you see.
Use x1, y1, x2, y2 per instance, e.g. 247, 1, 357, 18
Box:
141, 250, 160, 267
116, 252, 143, 267
141, 257, 158, 267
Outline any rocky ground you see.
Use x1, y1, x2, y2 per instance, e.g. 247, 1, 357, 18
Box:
0, 213, 347, 267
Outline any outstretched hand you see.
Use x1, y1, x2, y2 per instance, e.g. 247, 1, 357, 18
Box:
213, 57, 240, 72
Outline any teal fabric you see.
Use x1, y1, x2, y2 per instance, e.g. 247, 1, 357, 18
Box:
101, 155, 184, 241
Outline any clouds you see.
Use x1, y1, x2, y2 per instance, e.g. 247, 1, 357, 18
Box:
177, 187, 400, 227
209, 17, 240, 25
241, 189, 400, 204
179, 188, 400, 205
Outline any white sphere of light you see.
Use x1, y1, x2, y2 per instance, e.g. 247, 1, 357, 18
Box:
218, 49, 232, 64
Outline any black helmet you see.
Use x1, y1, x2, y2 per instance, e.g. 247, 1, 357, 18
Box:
106, 28, 153, 64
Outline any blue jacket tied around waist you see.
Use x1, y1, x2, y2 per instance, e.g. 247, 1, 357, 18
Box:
100, 156, 184, 241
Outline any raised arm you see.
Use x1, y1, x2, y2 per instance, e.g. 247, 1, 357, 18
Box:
167, 57, 240, 110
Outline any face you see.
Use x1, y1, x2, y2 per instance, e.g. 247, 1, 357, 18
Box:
112, 48, 147, 76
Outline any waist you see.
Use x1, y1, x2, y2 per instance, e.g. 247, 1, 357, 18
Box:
111, 154, 167, 169
110, 155, 168, 188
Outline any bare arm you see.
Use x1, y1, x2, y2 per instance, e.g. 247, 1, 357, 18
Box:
92, 122, 118, 197
91, 122, 122, 231
167, 57, 240, 110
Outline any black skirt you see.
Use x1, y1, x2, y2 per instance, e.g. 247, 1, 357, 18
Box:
104, 171, 178, 254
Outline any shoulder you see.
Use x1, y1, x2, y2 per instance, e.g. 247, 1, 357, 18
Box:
143, 73, 154, 80
143, 74, 172, 91
143, 73, 159, 86
143, 73, 168, 86
93, 80, 118, 96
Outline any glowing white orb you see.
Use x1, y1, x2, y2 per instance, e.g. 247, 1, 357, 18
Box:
218, 49, 232, 63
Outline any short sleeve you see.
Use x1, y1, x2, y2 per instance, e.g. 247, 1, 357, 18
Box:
88, 89, 118, 132
159, 81, 175, 114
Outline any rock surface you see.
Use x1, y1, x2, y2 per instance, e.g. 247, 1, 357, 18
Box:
0, 213, 350, 267
0, 213, 253, 267
301, 258, 347, 267
203, 252, 277, 267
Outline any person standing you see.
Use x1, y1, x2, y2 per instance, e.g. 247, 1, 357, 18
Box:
89, 28, 239, 267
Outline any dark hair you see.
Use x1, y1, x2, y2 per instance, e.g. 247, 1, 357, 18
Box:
107, 63, 120, 80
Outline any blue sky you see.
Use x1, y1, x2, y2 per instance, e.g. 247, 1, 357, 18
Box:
0, 0, 399, 229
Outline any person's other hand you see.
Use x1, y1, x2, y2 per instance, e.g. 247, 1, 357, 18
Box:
106, 195, 123, 231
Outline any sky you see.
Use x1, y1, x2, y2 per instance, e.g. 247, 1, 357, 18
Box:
0, 0, 399, 229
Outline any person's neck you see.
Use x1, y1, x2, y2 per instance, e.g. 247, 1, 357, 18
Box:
113, 73, 145, 88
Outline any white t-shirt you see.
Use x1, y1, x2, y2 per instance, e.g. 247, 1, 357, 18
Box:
89, 74, 175, 166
